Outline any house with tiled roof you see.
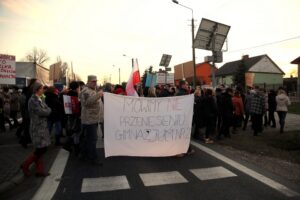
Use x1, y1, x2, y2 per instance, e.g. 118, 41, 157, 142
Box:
215, 54, 285, 88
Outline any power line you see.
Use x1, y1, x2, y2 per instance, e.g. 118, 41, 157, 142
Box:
228, 35, 300, 53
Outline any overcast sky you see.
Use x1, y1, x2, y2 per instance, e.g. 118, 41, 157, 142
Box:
1, 0, 300, 84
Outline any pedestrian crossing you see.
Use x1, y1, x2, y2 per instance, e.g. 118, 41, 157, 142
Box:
80, 166, 237, 193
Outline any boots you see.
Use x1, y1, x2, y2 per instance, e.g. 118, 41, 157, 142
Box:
35, 157, 50, 177
20, 154, 37, 176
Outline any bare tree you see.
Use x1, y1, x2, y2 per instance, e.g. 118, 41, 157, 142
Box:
25, 47, 50, 65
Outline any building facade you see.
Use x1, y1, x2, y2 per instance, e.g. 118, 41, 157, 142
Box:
215, 54, 285, 89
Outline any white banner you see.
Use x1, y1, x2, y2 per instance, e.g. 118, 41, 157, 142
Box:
63, 95, 72, 114
104, 93, 194, 157
156, 73, 174, 84
0, 54, 16, 85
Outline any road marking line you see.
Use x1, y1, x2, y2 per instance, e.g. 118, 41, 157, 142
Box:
81, 175, 130, 193
139, 171, 188, 187
191, 141, 300, 197
190, 166, 237, 181
32, 149, 70, 200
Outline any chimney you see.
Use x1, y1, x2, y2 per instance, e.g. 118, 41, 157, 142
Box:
242, 55, 249, 60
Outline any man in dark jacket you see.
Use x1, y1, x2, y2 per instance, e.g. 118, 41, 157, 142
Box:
45, 86, 64, 145
217, 88, 234, 139
268, 90, 277, 128
176, 80, 194, 156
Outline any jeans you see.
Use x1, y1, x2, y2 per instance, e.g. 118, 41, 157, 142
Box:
48, 120, 62, 136
268, 110, 276, 127
277, 111, 287, 132
81, 123, 98, 160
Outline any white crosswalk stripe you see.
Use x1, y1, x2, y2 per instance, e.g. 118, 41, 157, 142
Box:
81, 175, 130, 193
139, 171, 188, 187
80, 167, 238, 192
190, 166, 237, 181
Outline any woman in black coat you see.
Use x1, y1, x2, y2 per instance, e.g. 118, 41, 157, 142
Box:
202, 89, 217, 143
193, 88, 205, 139
268, 90, 277, 127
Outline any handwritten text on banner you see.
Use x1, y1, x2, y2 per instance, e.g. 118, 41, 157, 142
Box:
104, 93, 194, 157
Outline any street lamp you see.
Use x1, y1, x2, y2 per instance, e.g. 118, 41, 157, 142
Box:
113, 65, 121, 84
172, 0, 197, 88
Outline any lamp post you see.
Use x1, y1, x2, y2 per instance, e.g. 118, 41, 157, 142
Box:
113, 65, 121, 84
172, 0, 196, 88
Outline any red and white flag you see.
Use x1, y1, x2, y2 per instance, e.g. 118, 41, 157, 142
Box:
126, 58, 140, 96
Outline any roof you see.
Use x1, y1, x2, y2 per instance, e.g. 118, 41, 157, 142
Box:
291, 56, 300, 64
215, 54, 284, 76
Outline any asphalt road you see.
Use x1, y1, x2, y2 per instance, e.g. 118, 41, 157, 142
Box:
47, 142, 299, 200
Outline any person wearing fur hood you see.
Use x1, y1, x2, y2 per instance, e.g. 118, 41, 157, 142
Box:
276, 89, 291, 133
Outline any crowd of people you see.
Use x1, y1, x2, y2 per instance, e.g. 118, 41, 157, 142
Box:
0, 77, 291, 177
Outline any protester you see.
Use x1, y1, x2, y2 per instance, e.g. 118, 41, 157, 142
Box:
63, 81, 82, 156
160, 85, 171, 97
113, 85, 126, 95
10, 86, 20, 128
79, 75, 103, 165
217, 88, 234, 139
263, 90, 269, 127
268, 89, 277, 128
232, 90, 244, 133
147, 87, 157, 97
250, 87, 265, 136
202, 89, 217, 143
45, 86, 64, 146
16, 87, 28, 137
276, 88, 291, 133
243, 89, 254, 130
215, 87, 223, 132
192, 88, 204, 140
2, 87, 13, 130
19, 78, 39, 148
20, 82, 52, 177
176, 80, 194, 156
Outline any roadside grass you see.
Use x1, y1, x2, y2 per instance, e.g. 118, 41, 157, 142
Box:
288, 102, 300, 115
217, 130, 300, 164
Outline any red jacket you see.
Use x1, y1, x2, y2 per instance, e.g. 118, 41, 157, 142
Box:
232, 96, 244, 116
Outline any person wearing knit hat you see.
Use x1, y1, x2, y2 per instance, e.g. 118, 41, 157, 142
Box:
20, 82, 52, 177
79, 75, 103, 165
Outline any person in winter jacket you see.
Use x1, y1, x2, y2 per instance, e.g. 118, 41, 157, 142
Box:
63, 81, 82, 156
202, 89, 217, 143
79, 75, 103, 165
45, 86, 64, 145
218, 88, 234, 139
250, 87, 265, 136
1, 87, 13, 130
193, 88, 204, 140
276, 89, 291, 133
268, 90, 277, 127
10, 86, 20, 128
232, 90, 244, 133
20, 82, 52, 177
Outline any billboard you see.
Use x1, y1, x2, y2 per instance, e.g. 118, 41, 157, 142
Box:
0, 54, 16, 85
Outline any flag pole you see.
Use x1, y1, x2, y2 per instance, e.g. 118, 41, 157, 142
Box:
131, 58, 134, 69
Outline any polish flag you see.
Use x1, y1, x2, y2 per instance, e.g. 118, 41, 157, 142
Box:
126, 59, 140, 96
